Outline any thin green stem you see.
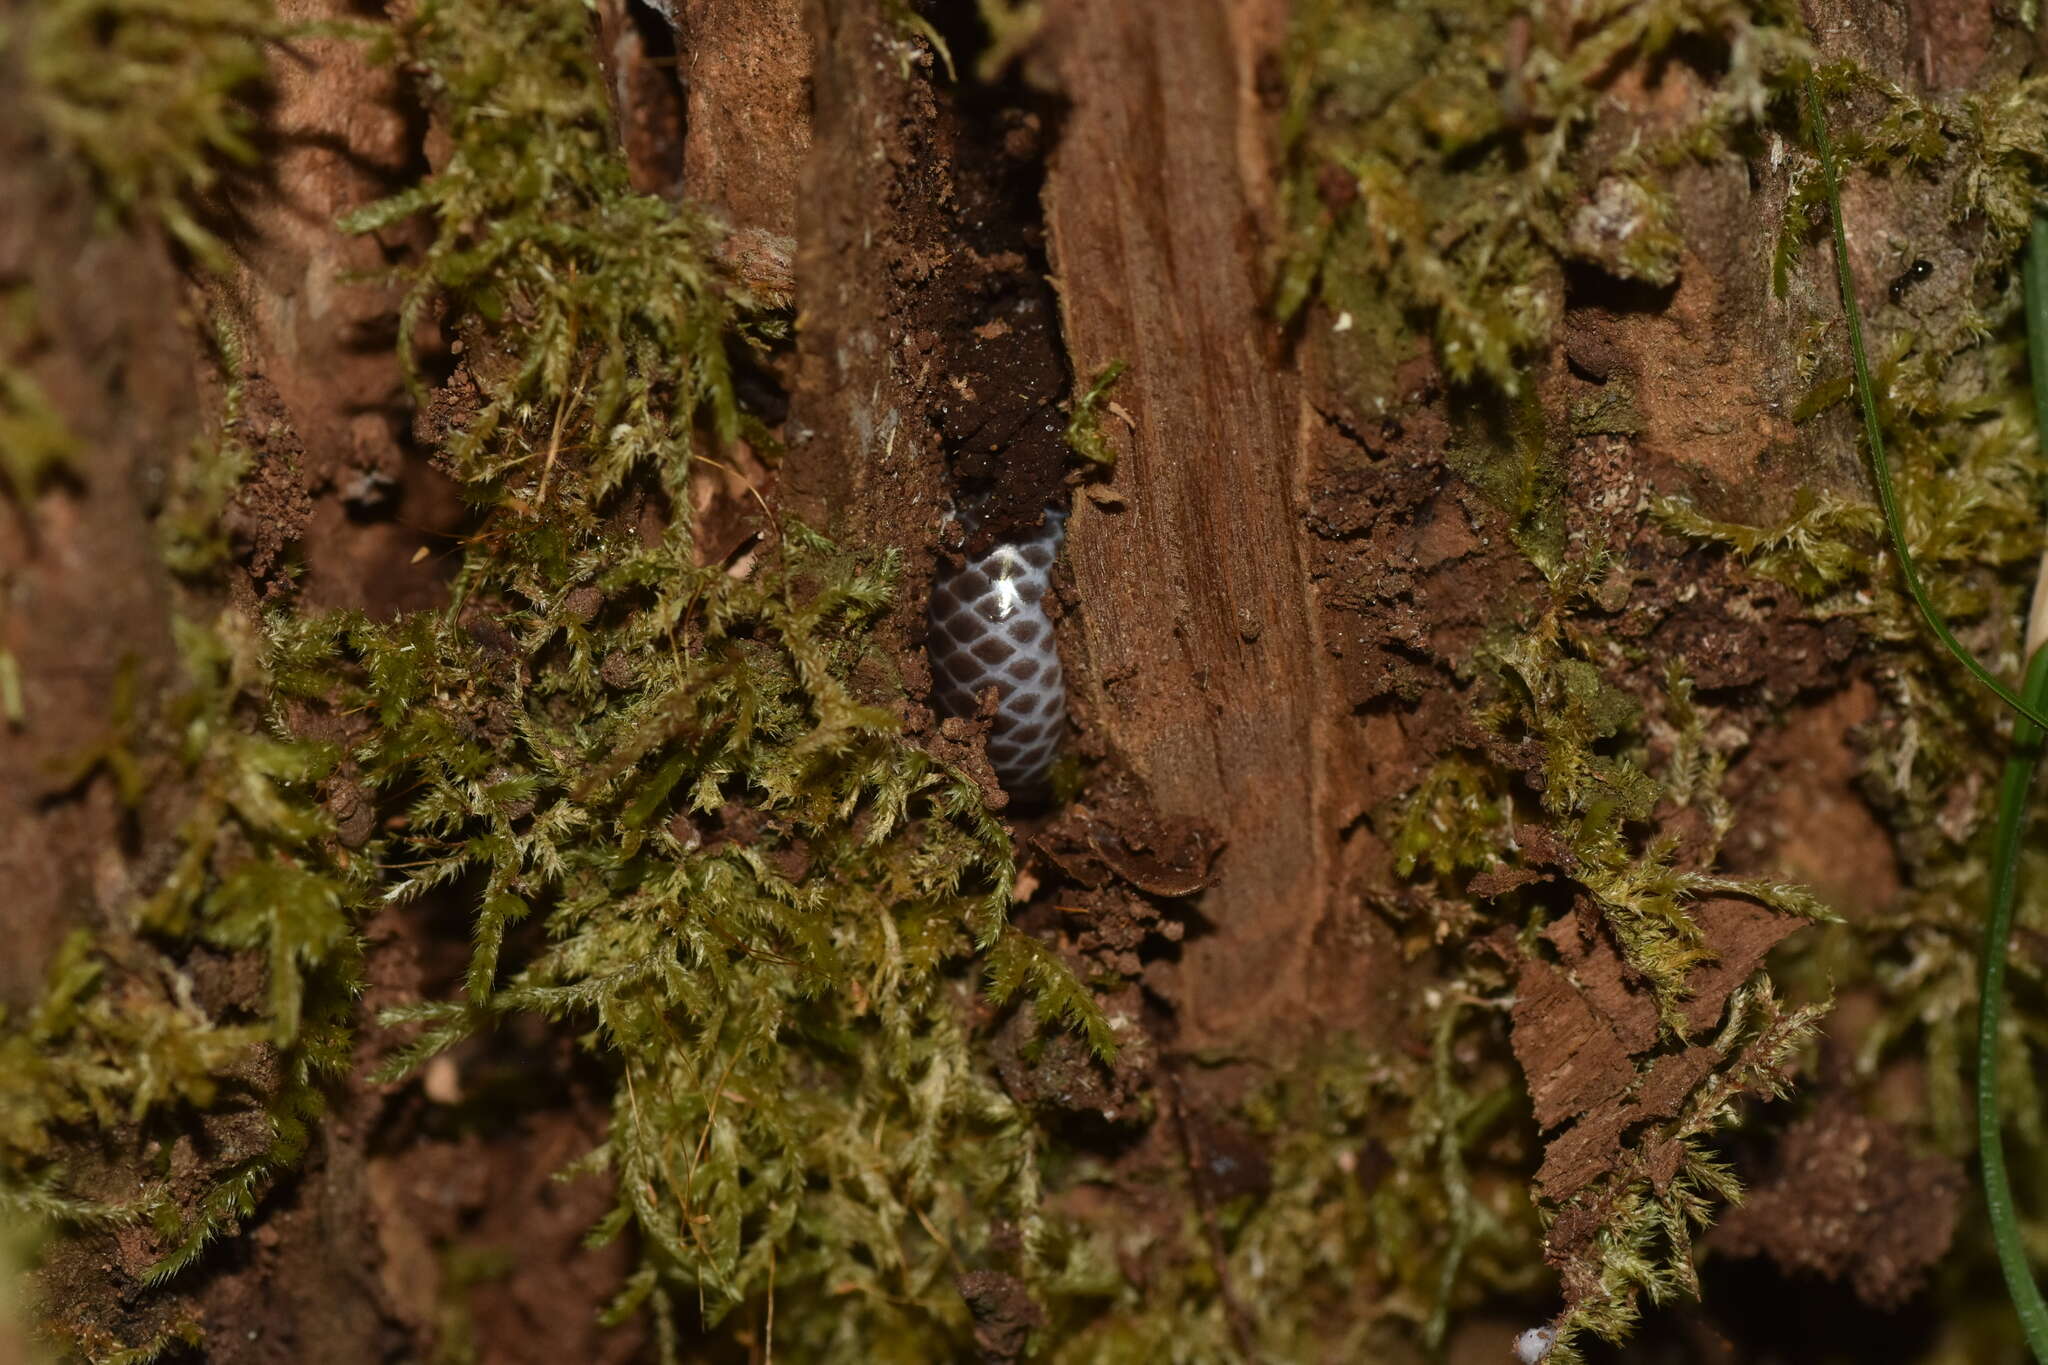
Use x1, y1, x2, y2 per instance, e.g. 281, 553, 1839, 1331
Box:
1977, 193, 2048, 1365
1804, 74, 2048, 734
2030, 216, 2048, 461
1980, 643, 2048, 1365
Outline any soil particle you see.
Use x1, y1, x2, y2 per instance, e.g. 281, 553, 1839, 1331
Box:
1179, 1111, 1272, 1205
1026, 767, 1213, 991
220, 373, 314, 596
320, 776, 377, 849
1032, 768, 1221, 898
957, 1269, 1044, 1363
1714, 1101, 1961, 1307
294, 453, 465, 618
990, 986, 1151, 1127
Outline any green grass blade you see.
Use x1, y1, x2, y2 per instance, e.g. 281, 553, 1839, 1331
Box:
1804, 74, 2048, 734
1979, 642, 2048, 1365
1979, 208, 2048, 1365
2030, 215, 2048, 464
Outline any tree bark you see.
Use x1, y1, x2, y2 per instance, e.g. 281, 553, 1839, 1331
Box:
7, 0, 2046, 1360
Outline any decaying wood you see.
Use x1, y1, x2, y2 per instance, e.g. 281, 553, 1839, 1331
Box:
1038, 1, 1386, 1053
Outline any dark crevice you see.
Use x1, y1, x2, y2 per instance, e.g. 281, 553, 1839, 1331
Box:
911, 3, 1074, 553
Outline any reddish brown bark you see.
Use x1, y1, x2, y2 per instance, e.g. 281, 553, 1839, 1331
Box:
1036, 1, 1394, 1054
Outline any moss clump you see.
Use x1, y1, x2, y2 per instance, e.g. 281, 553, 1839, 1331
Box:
1381, 587, 1833, 1358
1274, 0, 1808, 397
269, 517, 1098, 1343
157, 319, 258, 580
6, 0, 1111, 1358
15, 0, 277, 264
0, 8, 371, 1351
1063, 359, 1127, 470
0, 600, 361, 1285
337, 0, 766, 488
0, 290, 81, 505
1650, 61, 2048, 1360
1284, 2, 2048, 1351
1026, 1028, 1538, 1363
1651, 489, 1882, 599
1541, 980, 1823, 1362
317, 0, 1104, 1351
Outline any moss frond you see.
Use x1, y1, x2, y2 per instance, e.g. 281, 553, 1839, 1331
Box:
337, 0, 758, 497
6, 2, 1114, 1357
0, 291, 82, 504
1276, 0, 1810, 395
1651, 489, 1883, 599
1063, 359, 1127, 470
17, 0, 279, 264
1543, 980, 1827, 1361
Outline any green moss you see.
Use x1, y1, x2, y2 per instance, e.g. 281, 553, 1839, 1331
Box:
61, 1319, 202, 1365
1445, 394, 1568, 576
1029, 1026, 1538, 1363
1376, 590, 1836, 1353
1685, 58, 2048, 882
1651, 488, 1882, 599
1275, 5, 1871, 1351
157, 319, 257, 580
16, 0, 279, 265
1444, 617, 1830, 1019
266, 511, 1096, 1342
1275, 0, 1807, 397
1646, 61, 2048, 1360
1568, 382, 1641, 440
1392, 755, 1509, 885
1775, 63, 2048, 299
1542, 981, 1825, 1363
1, 600, 361, 1331
5, 0, 1114, 1358
1064, 359, 1127, 470
1281, 0, 2048, 1341
316, 0, 1102, 1349
0, 290, 81, 505
337, 2, 759, 489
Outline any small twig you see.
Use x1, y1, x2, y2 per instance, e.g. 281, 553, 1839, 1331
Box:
535, 372, 576, 507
